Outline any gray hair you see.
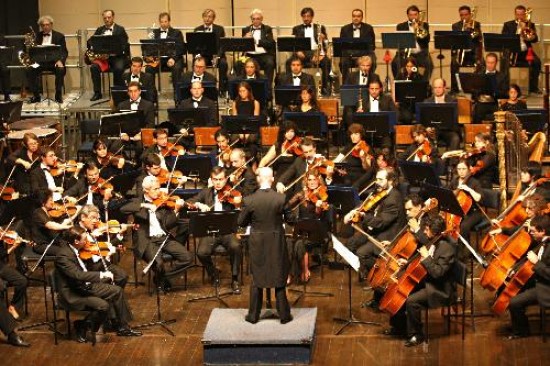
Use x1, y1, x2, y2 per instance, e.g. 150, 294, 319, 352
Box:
250, 9, 263, 19
38, 15, 54, 26
79, 204, 99, 218
142, 175, 159, 190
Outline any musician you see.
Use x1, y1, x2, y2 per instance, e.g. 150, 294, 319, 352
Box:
31, 189, 73, 256
501, 84, 527, 112
122, 57, 157, 103
27, 15, 68, 104
176, 81, 218, 125
231, 81, 260, 116
450, 6, 482, 93
392, 5, 433, 81
120, 176, 193, 291
29, 146, 65, 202
6, 132, 40, 195
63, 162, 114, 214
289, 7, 331, 96
140, 128, 182, 171
258, 121, 300, 178
239, 58, 263, 80
145, 12, 185, 91
502, 5, 542, 94
344, 56, 380, 86
512, 162, 550, 202
505, 214, 550, 339
181, 56, 217, 86
490, 194, 548, 238
0, 34, 10, 101
357, 79, 396, 114
293, 85, 319, 113
56, 226, 141, 343
89, 9, 130, 101
0, 241, 28, 321
134, 154, 166, 198
342, 168, 406, 307
278, 56, 315, 87
339, 9, 376, 83
395, 57, 422, 81
187, 166, 242, 294
91, 139, 127, 179
473, 53, 510, 122
239, 167, 292, 324
401, 124, 439, 164
116, 81, 155, 127
424, 78, 460, 153
193, 9, 228, 93
242, 9, 276, 87
213, 129, 233, 169
76, 205, 128, 288
0, 298, 29, 346
384, 216, 456, 346
229, 148, 258, 196
286, 169, 331, 283
465, 133, 497, 189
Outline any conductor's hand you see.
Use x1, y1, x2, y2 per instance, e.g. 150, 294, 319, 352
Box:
276, 182, 285, 194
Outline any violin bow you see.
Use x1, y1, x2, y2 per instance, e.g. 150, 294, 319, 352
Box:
0, 166, 16, 199
161, 133, 186, 158
0, 217, 16, 242
267, 140, 298, 168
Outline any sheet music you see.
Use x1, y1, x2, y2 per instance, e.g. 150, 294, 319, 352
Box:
331, 234, 360, 272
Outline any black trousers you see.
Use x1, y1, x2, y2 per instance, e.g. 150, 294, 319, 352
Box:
0, 300, 16, 337
511, 50, 541, 92
143, 236, 193, 275
27, 63, 66, 96
90, 56, 128, 93
75, 282, 131, 331
248, 285, 291, 322
197, 234, 241, 279
390, 287, 430, 337
0, 265, 27, 311
0, 66, 10, 96
509, 286, 538, 335
86, 261, 128, 288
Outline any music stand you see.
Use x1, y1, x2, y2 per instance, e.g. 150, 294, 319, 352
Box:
176, 81, 218, 104
282, 112, 326, 138
228, 78, 269, 108
110, 169, 141, 196
327, 186, 360, 268
186, 32, 218, 56
221, 115, 261, 135
219, 37, 255, 54
0, 100, 23, 124
174, 155, 213, 183
99, 111, 145, 137
168, 107, 210, 130
276, 37, 312, 53
188, 210, 240, 307
88, 35, 125, 56
332, 37, 374, 58
140, 39, 177, 91
274, 86, 301, 107
381, 32, 417, 74
352, 112, 397, 147
420, 184, 464, 218
398, 160, 441, 188
416, 102, 458, 130
110, 87, 151, 106
0, 46, 15, 67
332, 234, 380, 335
514, 109, 547, 135
434, 31, 472, 78
28, 45, 61, 64
457, 73, 489, 95
394, 80, 429, 104
340, 85, 368, 107
483, 33, 521, 54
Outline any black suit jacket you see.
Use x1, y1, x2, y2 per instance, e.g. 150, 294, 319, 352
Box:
339, 22, 376, 56
153, 27, 185, 57
55, 244, 102, 300
91, 23, 130, 56
360, 187, 406, 241
344, 71, 380, 86
181, 71, 217, 85
421, 237, 456, 307
476, 69, 509, 100
502, 20, 538, 45
362, 93, 397, 112
277, 156, 308, 187
117, 98, 156, 127
30, 166, 62, 194
36, 30, 68, 63
277, 72, 315, 87
122, 71, 157, 102
292, 23, 327, 45
188, 187, 237, 211
193, 24, 225, 55
176, 96, 218, 125
423, 94, 457, 103
533, 242, 550, 307
241, 24, 276, 55
396, 21, 430, 49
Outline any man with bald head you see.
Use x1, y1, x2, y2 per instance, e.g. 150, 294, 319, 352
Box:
238, 167, 292, 324
177, 80, 218, 125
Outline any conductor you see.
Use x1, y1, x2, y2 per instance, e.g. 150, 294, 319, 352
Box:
238, 167, 292, 324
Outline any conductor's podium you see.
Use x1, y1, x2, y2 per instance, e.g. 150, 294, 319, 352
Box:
202, 308, 317, 365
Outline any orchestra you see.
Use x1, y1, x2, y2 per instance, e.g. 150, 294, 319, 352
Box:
2, 4, 550, 354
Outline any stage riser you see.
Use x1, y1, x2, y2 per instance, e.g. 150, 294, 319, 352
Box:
204, 344, 313, 365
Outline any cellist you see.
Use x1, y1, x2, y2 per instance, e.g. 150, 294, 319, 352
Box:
489, 194, 547, 238
512, 162, 550, 203
506, 215, 550, 339
382, 216, 456, 347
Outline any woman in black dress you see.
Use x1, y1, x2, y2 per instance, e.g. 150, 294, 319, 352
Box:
501, 84, 527, 112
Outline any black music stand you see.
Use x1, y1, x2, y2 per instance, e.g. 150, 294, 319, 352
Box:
416, 102, 458, 130
168, 107, 210, 131
228, 78, 269, 108
352, 112, 397, 147
99, 111, 145, 137
110, 169, 141, 196
0, 46, 15, 67
274, 86, 301, 108
394, 80, 429, 104
332, 38, 374, 58
174, 155, 213, 184
140, 39, 177, 91
176, 81, 218, 103
186, 32, 218, 56
282, 112, 326, 138
88, 35, 125, 56
514, 109, 547, 135
457, 73, 489, 95
276, 37, 312, 53
222, 115, 261, 135
0, 100, 23, 125
399, 160, 441, 188
381, 32, 417, 75
188, 211, 240, 307
110, 87, 151, 106
288, 219, 334, 305
219, 37, 255, 55
420, 184, 463, 218
332, 234, 380, 335
483, 33, 521, 54
340, 85, 368, 107
434, 31, 471, 79
28, 45, 61, 64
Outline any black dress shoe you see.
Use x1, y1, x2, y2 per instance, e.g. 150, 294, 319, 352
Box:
55, 93, 63, 103
280, 315, 293, 324
3, 94, 11, 102
116, 326, 143, 337
244, 315, 258, 324
404, 335, 425, 347
29, 96, 41, 103
74, 320, 88, 343
90, 93, 102, 101
7, 332, 30, 347
231, 280, 241, 295
381, 328, 406, 338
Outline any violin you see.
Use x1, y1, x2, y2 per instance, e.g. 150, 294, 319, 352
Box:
156, 168, 191, 186
160, 142, 185, 157
90, 178, 118, 197
352, 189, 389, 223
78, 239, 111, 260
98, 152, 133, 168
0, 229, 33, 255
47, 202, 78, 218
152, 192, 180, 209
95, 220, 132, 235
304, 186, 329, 212
351, 140, 371, 159
281, 137, 303, 156
217, 185, 243, 207
0, 185, 19, 201
50, 160, 80, 176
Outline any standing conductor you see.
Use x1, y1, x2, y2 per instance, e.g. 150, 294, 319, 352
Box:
238, 167, 292, 324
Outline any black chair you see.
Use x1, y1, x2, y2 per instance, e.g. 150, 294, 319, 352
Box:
540, 306, 549, 342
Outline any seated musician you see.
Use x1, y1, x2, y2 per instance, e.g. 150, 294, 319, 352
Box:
228, 148, 259, 196
512, 162, 550, 202
395, 57, 422, 124
0, 237, 28, 321
473, 52, 510, 122
278, 56, 315, 88
342, 168, 406, 306
145, 12, 185, 91
330, 123, 374, 190
91, 139, 128, 179
89, 9, 130, 101
241, 9, 276, 88
181, 56, 217, 86
345, 55, 380, 86
134, 154, 186, 198
117, 81, 155, 126
75, 204, 128, 288
238, 58, 263, 80
213, 129, 233, 170
122, 57, 157, 103
506, 214, 550, 339
258, 121, 301, 180
176, 81, 218, 125
140, 128, 185, 171
294, 85, 319, 113
31, 189, 74, 256
187, 166, 242, 294
340, 10, 377, 83
383, 216, 456, 347
357, 79, 396, 114
424, 78, 460, 154
6, 132, 40, 196
0, 34, 10, 101
285, 169, 331, 283
27, 15, 67, 104
230, 81, 260, 156
490, 194, 548, 238
29, 146, 68, 203
56, 226, 141, 343
501, 84, 527, 112
401, 124, 439, 164
120, 176, 193, 291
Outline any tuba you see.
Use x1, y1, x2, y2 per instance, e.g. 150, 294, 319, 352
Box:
18, 26, 36, 67
520, 8, 536, 42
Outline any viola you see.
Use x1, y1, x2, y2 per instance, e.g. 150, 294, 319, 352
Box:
50, 160, 79, 176
153, 192, 179, 209
351, 140, 371, 159
217, 185, 243, 207
48, 202, 78, 218
161, 143, 185, 157
282, 137, 303, 156
79, 239, 111, 260
0, 185, 18, 201
352, 189, 389, 223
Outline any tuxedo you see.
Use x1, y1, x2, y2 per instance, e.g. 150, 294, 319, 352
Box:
0, 35, 10, 97
121, 71, 157, 102
181, 70, 217, 85
193, 24, 228, 92
339, 22, 377, 81
392, 21, 433, 80
360, 93, 397, 113
344, 70, 380, 86
27, 30, 68, 98
117, 98, 155, 127
176, 96, 218, 125
241, 24, 276, 85
277, 72, 315, 88
145, 27, 185, 87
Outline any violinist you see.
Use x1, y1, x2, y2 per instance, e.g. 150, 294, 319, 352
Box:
286, 169, 331, 283
77, 205, 128, 288
31, 189, 73, 256
91, 139, 128, 179
0, 230, 28, 321
29, 146, 66, 202
56, 226, 141, 342
402, 124, 439, 165
64, 162, 115, 212
134, 154, 168, 198
383, 216, 456, 347
6, 132, 40, 195
229, 148, 258, 196
120, 176, 193, 292
213, 129, 234, 169
187, 167, 242, 294
330, 123, 374, 189
506, 215, 550, 339
141, 128, 184, 171
465, 133, 497, 189
343, 168, 406, 300
258, 121, 301, 179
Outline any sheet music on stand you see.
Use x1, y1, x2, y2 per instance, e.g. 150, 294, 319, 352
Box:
29, 45, 61, 64
331, 235, 360, 272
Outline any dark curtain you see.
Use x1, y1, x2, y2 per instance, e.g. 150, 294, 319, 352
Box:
0, 0, 39, 35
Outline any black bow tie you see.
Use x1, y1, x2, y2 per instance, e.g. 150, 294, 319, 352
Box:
204, 27, 211, 32
253, 27, 261, 31
361, 73, 368, 78
43, 167, 49, 171
131, 75, 139, 79
293, 75, 301, 79
131, 100, 139, 104
371, 97, 379, 101
408, 21, 413, 26
353, 27, 361, 31
160, 30, 167, 33
43, 33, 51, 37
105, 28, 113, 32
304, 24, 311, 28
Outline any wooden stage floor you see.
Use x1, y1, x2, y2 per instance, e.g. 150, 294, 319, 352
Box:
3, 251, 550, 365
